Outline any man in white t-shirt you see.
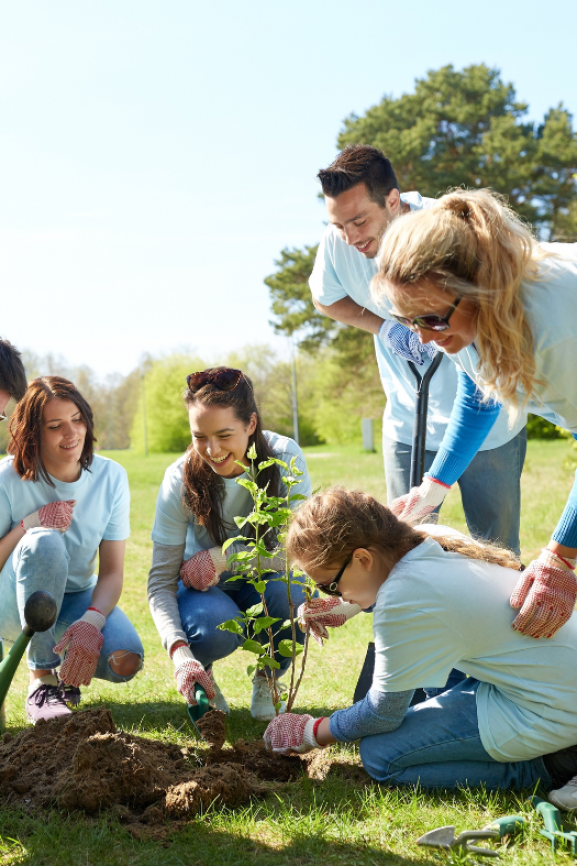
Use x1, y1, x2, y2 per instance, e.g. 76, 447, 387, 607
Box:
310, 144, 527, 557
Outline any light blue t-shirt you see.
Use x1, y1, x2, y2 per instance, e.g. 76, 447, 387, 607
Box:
0, 454, 130, 592
309, 192, 526, 450
151, 431, 312, 558
373, 531, 577, 762
451, 244, 577, 432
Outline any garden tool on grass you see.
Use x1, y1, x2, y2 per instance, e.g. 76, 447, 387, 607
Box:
417, 815, 527, 857
187, 684, 211, 740
530, 795, 577, 854
0, 590, 57, 729
353, 353, 443, 705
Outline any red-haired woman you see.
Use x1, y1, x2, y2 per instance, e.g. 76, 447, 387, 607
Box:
0, 376, 143, 723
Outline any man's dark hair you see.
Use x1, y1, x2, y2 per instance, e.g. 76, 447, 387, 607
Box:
0, 339, 27, 402
317, 144, 399, 207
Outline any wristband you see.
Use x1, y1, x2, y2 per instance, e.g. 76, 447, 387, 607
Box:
171, 644, 195, 667
312, 717, 325, 741
544, 548, 577, 571
169, 640, 189, 659
79, 608, 106, 631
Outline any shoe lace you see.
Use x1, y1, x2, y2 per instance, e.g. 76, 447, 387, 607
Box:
31, 684, 66, 707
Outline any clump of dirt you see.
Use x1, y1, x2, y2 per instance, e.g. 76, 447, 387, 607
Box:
0, 707, 305, 836
196, 709, 226, 750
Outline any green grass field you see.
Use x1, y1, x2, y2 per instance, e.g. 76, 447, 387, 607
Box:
1, 440, 577, 865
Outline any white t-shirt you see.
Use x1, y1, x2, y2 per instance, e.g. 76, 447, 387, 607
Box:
451, 245, 577, 432
309, 192, 526, 450
373, 529, 577, 761
0, 454, 130, 592
151, 431, 312, 556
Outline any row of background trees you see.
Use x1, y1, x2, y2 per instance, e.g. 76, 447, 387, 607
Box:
3, 64, 576, 453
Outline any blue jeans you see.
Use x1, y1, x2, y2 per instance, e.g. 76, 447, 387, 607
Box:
177, 571, 309, 674
382, 427, 527, 556
0, 528, 143, 681
360, 678, 552, 790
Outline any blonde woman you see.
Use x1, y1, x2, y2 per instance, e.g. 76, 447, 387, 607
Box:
264, 488, 577, 797
366, 190, 577, 648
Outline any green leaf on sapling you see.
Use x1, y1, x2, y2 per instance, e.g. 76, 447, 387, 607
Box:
254, 581, 266, 593
259, 656, 280, 669
246, 665, 256, 677
235, 478, 258, 494
246, 444, 257, 461
217, 618, 244, 635
277, 640, 295, 658
243, 639, 266, 655
289, 493, 308, 503
253, 616, 281, 634
246, 602, 264, 617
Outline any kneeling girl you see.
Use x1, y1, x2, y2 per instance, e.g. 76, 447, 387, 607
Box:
0, 376, 143, 723
148, 367, 312, 722
265, 487, 577, 794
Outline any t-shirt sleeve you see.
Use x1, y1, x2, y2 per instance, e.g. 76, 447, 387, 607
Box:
0, 483, 12, 538
151, 460, 191, 546
373, 591, 464, 692
308, 232, 349, 306
102, 464, 131, 541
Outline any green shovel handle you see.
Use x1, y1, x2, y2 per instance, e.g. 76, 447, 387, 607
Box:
187, 685, 210, 722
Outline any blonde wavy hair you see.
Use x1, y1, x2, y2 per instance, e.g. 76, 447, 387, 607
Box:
287, 487, 521, 574
372, 189, 551, 415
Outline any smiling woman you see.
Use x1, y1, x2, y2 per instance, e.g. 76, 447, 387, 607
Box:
147, 366, 313, 723
0, 376, 143, 724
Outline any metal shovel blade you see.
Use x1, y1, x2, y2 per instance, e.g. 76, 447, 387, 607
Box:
417, 826, 501, 857
417, 825, 457, 849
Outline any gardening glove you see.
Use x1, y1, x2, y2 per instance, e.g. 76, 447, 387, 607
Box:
54, 608, 105, 687
179, 547, 229, 592
264, 713, 324, 755
391, 476, 450, 523
171, 644, 216, 705
297, 598, 362, 647
510, 548, 577, 639
21, 500, 76, 533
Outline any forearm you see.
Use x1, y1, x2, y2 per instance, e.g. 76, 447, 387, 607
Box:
90, 570, 123, 617
0, 523, 25, 572
428, 370, 501, 485
314, 296, 384, 335
326, 687, 413, 743
148, 541, 188, 654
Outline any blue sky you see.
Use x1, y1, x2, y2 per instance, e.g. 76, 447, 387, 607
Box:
1, 0, 576, 377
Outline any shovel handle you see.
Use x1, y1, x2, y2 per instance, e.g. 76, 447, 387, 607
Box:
530, 796, 563, 832
187, 685, 210, 722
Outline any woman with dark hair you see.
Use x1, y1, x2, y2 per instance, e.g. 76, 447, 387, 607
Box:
0, 376, 143, 723
147, 367, 312, 721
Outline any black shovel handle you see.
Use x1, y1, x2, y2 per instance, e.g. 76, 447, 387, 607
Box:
407, 353, 443, 488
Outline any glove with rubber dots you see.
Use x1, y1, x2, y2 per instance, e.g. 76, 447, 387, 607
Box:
179, 547, 229, 592
54, 607, 105, 687
171, 643, 216, 705
297, 597, 362, 646
264, 713, 325, 755
510, 547, 577, 639
391, 476, 450, 523
21, 500, 76, 533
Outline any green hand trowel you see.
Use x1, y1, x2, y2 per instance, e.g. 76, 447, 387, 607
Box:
187, 685, 211, 740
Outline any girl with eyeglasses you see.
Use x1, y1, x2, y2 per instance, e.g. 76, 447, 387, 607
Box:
147, 367, 312, 722
0, 377, 143, 723
264, 488, 577, 796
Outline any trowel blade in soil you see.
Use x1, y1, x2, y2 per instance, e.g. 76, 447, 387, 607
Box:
417, 826, 456, 849
187, 685, 211, 740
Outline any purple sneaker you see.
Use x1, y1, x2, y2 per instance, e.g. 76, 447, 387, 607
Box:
26, 683, 72, 724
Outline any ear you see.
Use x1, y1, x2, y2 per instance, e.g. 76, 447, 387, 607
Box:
247, 412, 258, 436
385, 188, 401, 216
354, 548, 375, 571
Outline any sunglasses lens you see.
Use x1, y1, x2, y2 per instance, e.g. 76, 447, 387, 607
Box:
415, 316, 449, 331
392, 314, 412, 328
186, 369, 243, 392
216, 370, 242, 390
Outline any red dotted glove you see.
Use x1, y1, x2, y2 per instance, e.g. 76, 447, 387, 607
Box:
22, 500, 76, 533
172, 645, 216, 705
297, 598, 362, 646
180, 548, 228, 592
54, 608, 105, 687
391, 477, 450, 523
510, 549, 577, 639
264, 713, 323, 755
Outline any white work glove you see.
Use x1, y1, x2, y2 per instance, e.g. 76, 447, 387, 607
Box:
171, 644, 216, 705
297, 598, 362, 646
180, 547, 229, 592
391, 477, 450, 523
510, 548, 577, 639
22, 500, 76, 533
264, 713, 325, 755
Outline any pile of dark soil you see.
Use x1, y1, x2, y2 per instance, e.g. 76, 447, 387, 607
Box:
0, 707, 303, 838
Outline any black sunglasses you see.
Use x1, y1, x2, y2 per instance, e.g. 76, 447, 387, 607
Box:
186, 368, 247, 393
316, 553, 353, 597
390, 296, 462, 332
